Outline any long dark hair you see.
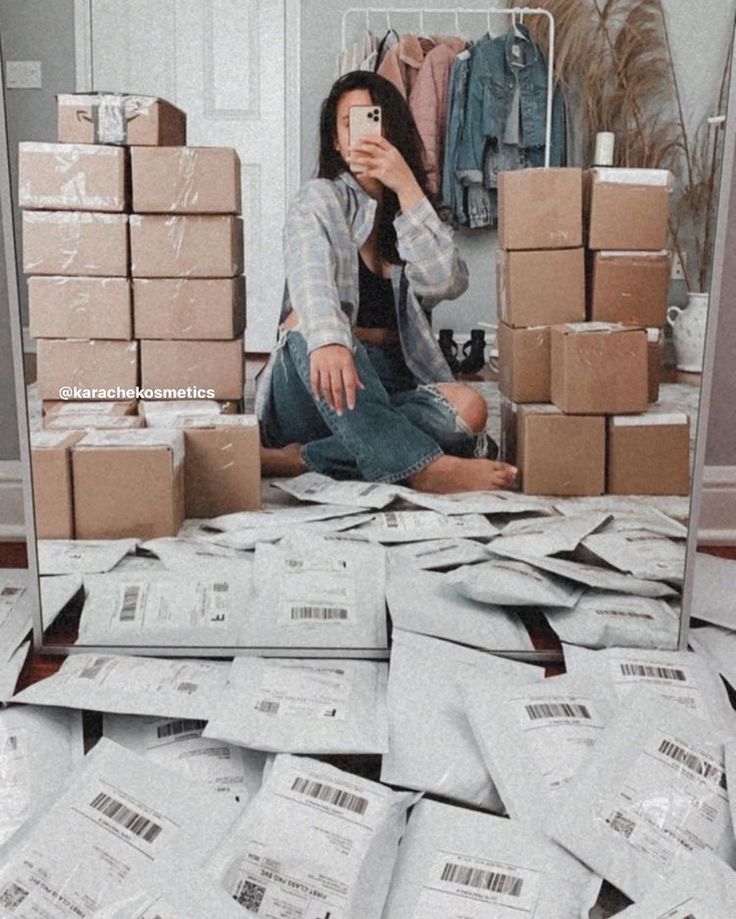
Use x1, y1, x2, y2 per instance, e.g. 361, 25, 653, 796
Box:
317, 71, 432, 265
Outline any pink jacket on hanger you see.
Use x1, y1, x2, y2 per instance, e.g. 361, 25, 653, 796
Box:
376, 34, 436, 99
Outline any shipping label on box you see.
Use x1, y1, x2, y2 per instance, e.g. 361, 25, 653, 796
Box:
22, 211, 128, 277
497, 248, 585, 328
133, 277, 245, 339
29, 277, 132, 340
607, 410, 690, 496
140, 339, 244, 401
36, 339, 139, 402
498, 167, 583, 250
30, 431, 84, 539
498, 322, 551, 403
129, 215, 243, 278
19, 142, 128, 212
131, 147, 241, 214
590, 250, 670, 325
587, 168, 672, 251
57, 93, 186, 146
550, 323, 648, 414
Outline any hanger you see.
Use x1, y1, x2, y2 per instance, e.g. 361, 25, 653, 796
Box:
512, 9, 525, 39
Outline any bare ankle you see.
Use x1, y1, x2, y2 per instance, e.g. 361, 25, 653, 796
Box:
408, 455, 517, 494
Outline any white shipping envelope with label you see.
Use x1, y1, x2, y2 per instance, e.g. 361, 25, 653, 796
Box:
381, 630, 544, 810
206, 754, 416, 919
543, 591, 680, 651
77, 572, 251, 646
614, 850, 736, 919
140, 536, 246, 569
726, 739, 736, 838
581, 531, 686, 583
38, 574, 84, 631
557, 504, 688, 539
273, 472, 399, 509
202, 659, 389, 754
546, 694, 736, 903
397, 488, 556, 516
490, 513, 611, 558
0, 574, 32, 663
383, 798, 601, 919
242, 539, 388, 650
388, 538, 492, 570
689, 625, 736, 690
12, 654, 230, 720
0, 738, 241, 917
563, 644, 735, 731
387, 567, 533, 652
102, 713, 267, 804
691, 551, 736, 630
353, 510, 499, 543
206, 503, 362, 532
0, 706, 83, 848
461, 671, 613, 825
37, 539, 139, 575
0, 642, 29, 704
449, 558, 584, 607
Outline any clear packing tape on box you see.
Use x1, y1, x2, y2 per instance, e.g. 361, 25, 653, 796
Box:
58, 93, 181, 145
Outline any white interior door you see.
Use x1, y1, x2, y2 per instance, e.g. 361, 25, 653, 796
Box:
88, 0, 288, 351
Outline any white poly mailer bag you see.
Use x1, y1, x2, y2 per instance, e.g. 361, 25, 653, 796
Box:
77, 571, 251, 645
387, 567, 534, 652
0, 706, 83, 848
12, 654, 230, 720
581, 531, 686, 583
381, 630, 544, 809
614, 850, 736, 918
563, 644, 734, 731
196, 513, 375, 550
102, 714, 267, 804
691, 551, 736, 630
207, 503, 363, 531
546, 694, 736, 902
690, 625, 736, 689
490, 513, 611, 558
448, 558, 584, 607
272, 472, 399, 508
383, 798, 601, 919
0, 643, 30, 704
0, 573, 32, 663
397, 488, 556, 516
139, 535, 248, 568
37, 539, 139, 575
0, 738, 240, 915
388, 538, 491, 570
461, 671, 613, 825
38, 574, 84, 631
726, 739, 736, 834
203, 659, 389, 754
352, 510, 499, 543
206, 754, 415, 919
544, 591, 680, 650
242, 538, 388, 650
557, 503, 688, 539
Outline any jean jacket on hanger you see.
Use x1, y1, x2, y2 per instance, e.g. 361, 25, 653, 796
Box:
255, 171, 467, 421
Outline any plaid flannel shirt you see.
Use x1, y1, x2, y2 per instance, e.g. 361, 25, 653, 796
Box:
255, 171, 469, 421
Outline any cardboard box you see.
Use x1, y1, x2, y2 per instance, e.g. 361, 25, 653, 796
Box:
140, 400, 238, 426
22, 211, 128, 277
72, 430, 185, 540
133, 277, 245, 339
550, 322, 648, 414
129, 215, 243, 278
19, 142, 127, 212
607, 409, 690, 495
590, 250, 671, 325
140, 340, 244, 401
28, 277, 132, 340
30, 431, 84, 539
179, 415, 261, 518
43, 400, 138, 419
36, 339, 139, 401
497, 248, 585, 328
498, 322, 551, 403
57, 93, 186, 146
518, 404, 605, 496
587, 168, 672, 250
647, 329, 663, 404
131, 147, 241, 214
498, 168, 583, 250
46, 415, 144, 432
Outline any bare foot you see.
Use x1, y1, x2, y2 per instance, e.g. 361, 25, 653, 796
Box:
407, 455, 517, 494
260, 443, 307, 478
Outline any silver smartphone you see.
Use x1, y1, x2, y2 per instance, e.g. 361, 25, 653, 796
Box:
349, 104, 382, 148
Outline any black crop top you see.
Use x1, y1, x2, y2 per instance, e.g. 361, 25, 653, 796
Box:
357, 254, 398, 330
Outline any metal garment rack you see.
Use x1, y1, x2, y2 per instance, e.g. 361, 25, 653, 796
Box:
340, 6, 557, 167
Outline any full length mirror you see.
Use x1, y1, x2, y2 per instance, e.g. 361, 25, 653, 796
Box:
5, 2, 734, 658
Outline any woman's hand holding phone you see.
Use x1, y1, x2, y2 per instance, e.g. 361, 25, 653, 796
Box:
350, 135, 425, 212
310, 344, 364, 416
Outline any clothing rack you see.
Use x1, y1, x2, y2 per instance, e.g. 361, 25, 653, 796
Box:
340, 6, 556, 167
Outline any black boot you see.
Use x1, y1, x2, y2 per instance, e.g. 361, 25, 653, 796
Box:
459, 329, 486, 374
439, 328, 461, 374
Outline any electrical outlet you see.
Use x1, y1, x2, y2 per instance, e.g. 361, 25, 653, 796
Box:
671, 253, 686, 281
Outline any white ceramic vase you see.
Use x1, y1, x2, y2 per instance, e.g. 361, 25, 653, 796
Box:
667, 292, 709, 373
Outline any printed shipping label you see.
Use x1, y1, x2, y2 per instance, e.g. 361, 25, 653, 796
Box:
610, 657, 707, 717
255, 664, 351, 721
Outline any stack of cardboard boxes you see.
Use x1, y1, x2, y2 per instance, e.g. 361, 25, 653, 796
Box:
22, 93, 260, 540
498, 167, 690, 498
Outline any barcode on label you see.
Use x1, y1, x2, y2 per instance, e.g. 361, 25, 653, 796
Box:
120, 586, 140, 622
156, 719, 206, 739
441, 862, 523, 897
90, 792, 163, 843
385, 512, 399, 528
80, 657, 109, 680
235, 880, 266, 912
255, 700, 280, 715
291, 777, 368, 815
525, 702, 591, 721
658, 739, 727, 789
608, 811, 636, 838
289, 606, 349, 621
0, 883, 29, 911
620, 663, 687, 681
596, 609, 654, 620
212, 582, 228, 592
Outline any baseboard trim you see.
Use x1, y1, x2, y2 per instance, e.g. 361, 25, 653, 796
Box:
698, 465, 736, 546
0, 461, 25, 540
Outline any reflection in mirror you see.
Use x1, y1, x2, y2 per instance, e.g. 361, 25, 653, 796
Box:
6, 5, 734, 658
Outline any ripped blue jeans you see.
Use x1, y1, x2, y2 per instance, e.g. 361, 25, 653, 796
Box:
260, 330, 489, 483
